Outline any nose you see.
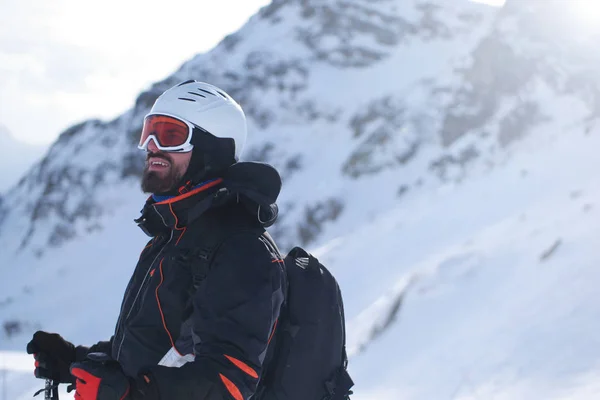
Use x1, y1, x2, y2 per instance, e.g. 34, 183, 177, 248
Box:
147, 137, 159, 153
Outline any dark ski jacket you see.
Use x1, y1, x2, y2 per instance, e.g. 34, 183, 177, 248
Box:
79, 162, 285, 400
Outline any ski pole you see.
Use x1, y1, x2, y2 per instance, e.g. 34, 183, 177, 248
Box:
33, 379, 58, 400
44, 379, 53, 400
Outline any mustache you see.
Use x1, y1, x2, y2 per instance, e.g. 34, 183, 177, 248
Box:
146, 152, 172, 163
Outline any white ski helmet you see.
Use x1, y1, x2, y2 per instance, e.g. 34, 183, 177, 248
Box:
148, 80, 247, 160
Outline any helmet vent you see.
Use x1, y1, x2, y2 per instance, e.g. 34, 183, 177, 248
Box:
177, 80, 195, 87
198, 88, 216, 96
216, 90, 228, 99
178, 97, 196, 102
187, 91, 206, 98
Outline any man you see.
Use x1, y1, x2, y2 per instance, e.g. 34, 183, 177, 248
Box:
27, 80, 286, 400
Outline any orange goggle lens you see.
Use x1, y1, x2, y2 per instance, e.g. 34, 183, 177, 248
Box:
139, 115, 191, 148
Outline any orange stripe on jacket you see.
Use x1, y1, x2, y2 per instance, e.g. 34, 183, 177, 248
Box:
154, 178, 223, 205
224, 355, 258, 379
168, 202, 187, 246
268, 319, 278, 345
119, 386, 130, 400
155, 258, 177, 350
219, 374, 243, 400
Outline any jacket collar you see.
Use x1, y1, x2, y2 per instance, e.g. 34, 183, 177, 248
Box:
134, 162, 282, 237
135, 179, 224, 237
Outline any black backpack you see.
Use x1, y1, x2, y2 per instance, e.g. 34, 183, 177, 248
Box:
191, 223, 354, 400
255, 247, 354, 400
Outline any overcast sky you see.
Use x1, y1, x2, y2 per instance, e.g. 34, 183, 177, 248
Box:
0, 0, 270, 145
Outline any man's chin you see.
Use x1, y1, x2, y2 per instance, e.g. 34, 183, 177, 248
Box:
141, 169, 183, 194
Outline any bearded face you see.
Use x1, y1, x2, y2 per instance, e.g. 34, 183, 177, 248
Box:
141, 146, 192, 194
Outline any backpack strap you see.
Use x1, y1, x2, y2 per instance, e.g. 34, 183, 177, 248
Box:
326, 255, 354, 400
188, 212, 265, 288
191, 242, 218, 289
189, 229, 231, 288
326, 355, 354, 400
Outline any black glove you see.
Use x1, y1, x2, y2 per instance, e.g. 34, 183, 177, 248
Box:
70, 353, 160, 400
26, 331, 77, 384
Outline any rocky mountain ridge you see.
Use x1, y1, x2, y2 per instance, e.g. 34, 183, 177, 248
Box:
0, 0, 597, 259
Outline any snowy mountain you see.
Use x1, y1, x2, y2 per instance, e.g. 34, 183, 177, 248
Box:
0, 124, 46, 193
2, 0, 600, 398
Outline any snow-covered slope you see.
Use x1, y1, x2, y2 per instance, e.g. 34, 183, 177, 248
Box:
0, 124, 46, 193
2, 0, 600, 398
0, 0, 498, 258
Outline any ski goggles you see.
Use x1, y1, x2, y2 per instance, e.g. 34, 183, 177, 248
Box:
138, 114, 194, 152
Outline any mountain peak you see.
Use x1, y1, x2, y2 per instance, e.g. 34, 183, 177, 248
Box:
0, 0, 597, 257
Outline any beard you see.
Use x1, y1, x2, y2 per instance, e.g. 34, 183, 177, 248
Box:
140, 153, 186, 194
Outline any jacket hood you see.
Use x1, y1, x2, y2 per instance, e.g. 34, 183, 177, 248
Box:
135, 162, 281, 236
221, 161, 281, 226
